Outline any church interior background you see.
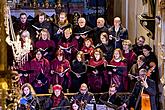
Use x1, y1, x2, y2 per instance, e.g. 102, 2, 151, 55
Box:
1, 0, 165, 109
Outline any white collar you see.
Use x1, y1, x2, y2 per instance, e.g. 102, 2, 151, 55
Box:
114, 58, 121, 62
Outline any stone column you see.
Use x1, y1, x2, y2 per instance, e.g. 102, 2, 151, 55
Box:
0, 0, 7, 71
159, 1, 165, 109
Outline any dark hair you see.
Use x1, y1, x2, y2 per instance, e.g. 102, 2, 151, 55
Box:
137, 55, 145, 62
20, 13, 27, 18
135, 36, 145, 43
39, 12, 46, 18
21, 83, 36, 97
71, 100, 80, 110
100, 32, 109, 41
143, 44, 152, 51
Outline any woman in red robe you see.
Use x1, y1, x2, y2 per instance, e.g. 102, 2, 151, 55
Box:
81, 38, 94, 61
109, 48, 128, 92
87, 48, 107, 93
122, 40, 136, 71
58, 28, 78, 62
50, 48, 71, 92
35, 28, 55, 61
30, 49, 50, 93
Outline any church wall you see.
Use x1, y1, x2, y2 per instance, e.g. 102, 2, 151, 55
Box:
120, 0, 165, 109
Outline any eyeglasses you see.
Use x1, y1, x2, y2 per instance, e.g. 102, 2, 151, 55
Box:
94, 53, 100, 55
79, 22, 84, 23
138, 40, 144, 43
80, 89, 87, 91
139, 74, 146, 77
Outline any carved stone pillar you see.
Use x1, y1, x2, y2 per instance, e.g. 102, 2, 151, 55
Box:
0, 0, 7, 71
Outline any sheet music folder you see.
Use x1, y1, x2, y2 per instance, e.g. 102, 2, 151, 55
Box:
84, 104, 111, 110
87, 64, 105, 72
17, 70, 34, 74
106, 65, 127, 75
74, 30, 91, 36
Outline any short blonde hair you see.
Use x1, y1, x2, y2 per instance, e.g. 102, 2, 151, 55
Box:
40, 28, 50, 40
122, 40, 132, 49
93, 48, 104, 59
114, 17, 121, 22
77, 51, 85, 62
64, 28, 72, 34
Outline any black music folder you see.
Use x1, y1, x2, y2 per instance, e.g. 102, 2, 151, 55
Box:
106, 65, 127, 75
87, 64, 105, 72
74, 30, 91, 36
17, 70, 34, 74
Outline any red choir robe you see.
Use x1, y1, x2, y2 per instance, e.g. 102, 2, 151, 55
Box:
81, 45, 94, 60
35, 40, 55, 60
18, 61, 31, 85
35, 40, 55, 49
29, 57, 50, 85
88, 58, 107, 93
58, 37, 78, 61
50, 58, 71, 89
122, 50, 136, 71
109, 59, 128, 91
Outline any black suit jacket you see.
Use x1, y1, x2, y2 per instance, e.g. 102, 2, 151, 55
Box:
129, 78, 157, 110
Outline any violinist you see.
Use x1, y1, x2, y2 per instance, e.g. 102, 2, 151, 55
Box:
129, 68, 157, 110
99, 84, 127, 110
70, 83, 96, 109
142, 44, 158, 67
18, 83, 40, 110
147, 61, 158, 84
128, 55, 147, 91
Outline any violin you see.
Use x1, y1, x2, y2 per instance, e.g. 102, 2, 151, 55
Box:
146, 66, 155, 77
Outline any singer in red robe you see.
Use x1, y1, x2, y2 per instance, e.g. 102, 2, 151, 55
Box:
81, 38, 94, 61
122, 40, 136, 71
58, 28, 78, 62
50, 48, 71, 92
88, 48, 107, 93
109, 48, 128, 92
35, 28, 55, 61
29, 49, 50, 93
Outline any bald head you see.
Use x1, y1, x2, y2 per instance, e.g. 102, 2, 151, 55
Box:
97, 17, 105, 28
80, 83, 88, 94
78, 17, 86, 28
114, 17, 121, 27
